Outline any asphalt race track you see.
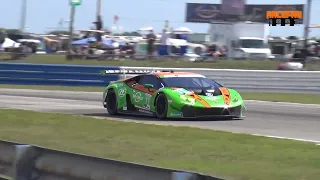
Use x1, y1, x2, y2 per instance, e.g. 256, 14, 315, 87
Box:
0, 88, 319, 142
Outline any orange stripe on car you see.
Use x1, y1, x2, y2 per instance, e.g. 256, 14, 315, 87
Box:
188, 93, 211, 108
133, 84, 155, 95
219, 87, 230, 105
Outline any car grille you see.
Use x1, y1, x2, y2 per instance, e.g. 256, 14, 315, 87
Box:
182, 105, 242, 117
229, 106, 242, 117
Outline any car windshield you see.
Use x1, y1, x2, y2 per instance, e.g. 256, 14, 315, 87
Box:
162, 77, 222, 89
239, 39, 267, 48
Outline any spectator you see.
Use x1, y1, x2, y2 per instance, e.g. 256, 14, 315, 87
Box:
160, 29, 168, 45
220, 45, 228, 57
160, 29, 171, 56
146, 30, 156, 59
207, 44, 216, 56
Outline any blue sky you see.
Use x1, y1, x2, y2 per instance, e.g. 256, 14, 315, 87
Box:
1, 0, 320, 36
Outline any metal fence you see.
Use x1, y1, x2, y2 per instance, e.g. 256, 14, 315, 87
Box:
0, 62, 119, 86
0, 52, 292, 61
0, 62, 319, 93
0, 140, 224, 180
121, 66, 320, 93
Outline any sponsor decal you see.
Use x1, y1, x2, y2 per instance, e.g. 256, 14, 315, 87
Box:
174, 88, 192, 95
132, 91, 143, 102
118, 88, 126, 97
138, 109, 153, 114
180, 95, 196, 105
170, 112, 182, 117
144, 94, 151, 110
184, 101, 195, 106
135, 105, 149, 110
205, 93, 213, 96
186, 3, 304, 24
168, 100, 173, 103
195, 5, 219, 19
205, 96, 218, 102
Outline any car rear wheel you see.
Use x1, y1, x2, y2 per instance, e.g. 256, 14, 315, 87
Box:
105, 89, 118, 115
155, 93, 168, 120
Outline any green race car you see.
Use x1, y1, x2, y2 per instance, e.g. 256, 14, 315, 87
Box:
102, 70, 245, 120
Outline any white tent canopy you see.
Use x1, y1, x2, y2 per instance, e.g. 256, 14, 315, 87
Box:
138, 26, 153, 31
1, 38, 20, 48
173, 27, 192, 34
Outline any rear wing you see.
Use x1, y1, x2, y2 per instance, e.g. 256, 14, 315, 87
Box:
100, 69, 176, 78
101, 69, 160, 75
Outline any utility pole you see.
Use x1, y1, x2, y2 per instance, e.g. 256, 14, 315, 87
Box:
66, 0, 81, 59
67, 6, 76, 54
303, 0, 312, 62
96, 0, 102, 18
19, 0, 27, 32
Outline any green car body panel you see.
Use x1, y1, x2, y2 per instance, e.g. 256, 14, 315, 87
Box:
102, 74, 245, 119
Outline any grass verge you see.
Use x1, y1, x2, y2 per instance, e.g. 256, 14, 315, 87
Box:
0, 175, 11, 180
1, 54, 320, 70
0, 54, 282, 70
0, 84, 319, 104
0, 109, 319, 180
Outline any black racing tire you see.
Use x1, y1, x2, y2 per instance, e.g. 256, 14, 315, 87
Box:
105, 89, 118, 115
155, 93, 168, 120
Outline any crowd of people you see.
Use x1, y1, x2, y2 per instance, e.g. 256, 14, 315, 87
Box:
3, 28, 318, 62
142, 29, 228, 60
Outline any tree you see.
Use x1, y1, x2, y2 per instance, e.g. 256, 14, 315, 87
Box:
0, 28, 5, 43
114, 31, 141, 36
5, 29, 21, 34
48, 30, 69, 36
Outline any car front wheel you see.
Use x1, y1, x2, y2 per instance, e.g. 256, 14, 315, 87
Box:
155, 93, 168, 120
105, 89, 118, 115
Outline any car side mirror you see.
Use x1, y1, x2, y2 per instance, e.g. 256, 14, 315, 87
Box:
143, 84, 153, 88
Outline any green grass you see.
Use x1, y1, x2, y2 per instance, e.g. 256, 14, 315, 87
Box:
0, 54, 281, 70
0, 175, 11, 180
0, 84, 105, 92
0, 109, 319, 180
240, 91, 320, 104
0, 84, 319, 104
1, 54, 320, 70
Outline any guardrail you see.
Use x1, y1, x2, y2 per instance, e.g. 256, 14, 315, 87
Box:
0, 62, 319, 93
0, 140, 224, 180
0, 62, 120, 86
121, 66, 320, 93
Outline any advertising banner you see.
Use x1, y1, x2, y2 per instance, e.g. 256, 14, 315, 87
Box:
220, 0, 246, 16
185, 3, 304, 24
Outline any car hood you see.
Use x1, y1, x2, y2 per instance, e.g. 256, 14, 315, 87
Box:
170, 87, 243, 108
